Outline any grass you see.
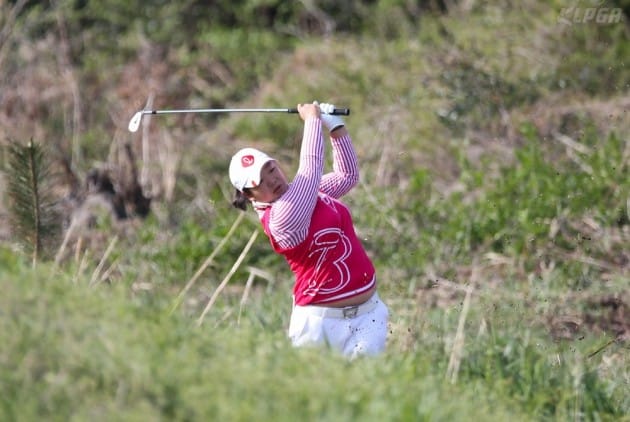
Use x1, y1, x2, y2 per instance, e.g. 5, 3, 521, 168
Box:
1, 251, 627, 421
1, 1, 629, 420
1, 117, 627, 418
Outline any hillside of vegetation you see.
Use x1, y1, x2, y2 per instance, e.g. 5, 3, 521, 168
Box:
0, 1, 628, 420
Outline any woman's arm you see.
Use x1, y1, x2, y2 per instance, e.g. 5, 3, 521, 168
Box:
267, 112, 324, 249
319, 126, 359, 198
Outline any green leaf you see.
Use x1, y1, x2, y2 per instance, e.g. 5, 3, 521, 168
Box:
4, 140, 60, 264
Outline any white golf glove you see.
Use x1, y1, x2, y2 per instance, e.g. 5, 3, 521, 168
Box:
318, 102, 345, 132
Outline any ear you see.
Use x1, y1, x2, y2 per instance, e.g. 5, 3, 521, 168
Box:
242, 188, 254, 200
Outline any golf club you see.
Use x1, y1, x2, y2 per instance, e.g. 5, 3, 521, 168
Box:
128, 107, 351, 132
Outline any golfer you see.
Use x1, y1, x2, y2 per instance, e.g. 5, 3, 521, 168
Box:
229, 101, 388, 359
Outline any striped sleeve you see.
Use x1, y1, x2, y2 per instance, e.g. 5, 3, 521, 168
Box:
319, 133, 359, 198
266, 117, 323, 249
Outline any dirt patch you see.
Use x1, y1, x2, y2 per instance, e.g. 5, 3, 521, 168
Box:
582, 294, 629, 339
548, 293, 629, 338
414, 263, 629, 351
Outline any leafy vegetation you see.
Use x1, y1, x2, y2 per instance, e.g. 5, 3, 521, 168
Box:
4, 141, 60, 264
0, 0, 628, 420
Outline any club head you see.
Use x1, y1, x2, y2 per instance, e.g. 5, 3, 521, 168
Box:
128, 111, 143, 133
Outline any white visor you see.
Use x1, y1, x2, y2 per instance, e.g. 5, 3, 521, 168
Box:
229, 147, 274, 191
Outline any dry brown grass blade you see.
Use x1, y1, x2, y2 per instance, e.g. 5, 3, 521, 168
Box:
96, 258, 118, 285
73, 246, 89, 284
52, 0, 83, 165
169, 211, 246, 315
445, 265, 478, 384
238, 266, 274, 325
0, 0, 28, 70
89, 235, 118, 286
196, 229, 259, 327
54, 219, 80, 266
587, 337, 617, 359
140, 94, 155, 190
237, 271, 256, 326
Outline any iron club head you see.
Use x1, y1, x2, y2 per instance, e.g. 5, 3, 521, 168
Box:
128, 111, 143, 133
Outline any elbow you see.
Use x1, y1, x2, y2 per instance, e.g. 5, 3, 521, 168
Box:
346, 169, 360, 188
335, 172, 359, 197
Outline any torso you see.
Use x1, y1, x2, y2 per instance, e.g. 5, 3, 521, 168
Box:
262, 192, 376, 307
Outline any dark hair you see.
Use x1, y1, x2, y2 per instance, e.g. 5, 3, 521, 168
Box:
232, 188, 251, 211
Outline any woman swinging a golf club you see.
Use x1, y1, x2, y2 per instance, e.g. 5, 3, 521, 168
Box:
229, 101, 389, 359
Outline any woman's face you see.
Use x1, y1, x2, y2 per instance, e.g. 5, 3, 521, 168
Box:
247, 160, 289, 203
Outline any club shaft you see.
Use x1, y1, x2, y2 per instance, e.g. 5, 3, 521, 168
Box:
141, 107, 350, 116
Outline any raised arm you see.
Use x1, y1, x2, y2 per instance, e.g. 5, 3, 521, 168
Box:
266, 106, 324, 249
319, 126, 359, 198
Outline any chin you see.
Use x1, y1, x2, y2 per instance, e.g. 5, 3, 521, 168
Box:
273, 186, 288, 200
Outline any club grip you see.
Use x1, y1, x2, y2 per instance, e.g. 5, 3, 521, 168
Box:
287, 108, 350, 116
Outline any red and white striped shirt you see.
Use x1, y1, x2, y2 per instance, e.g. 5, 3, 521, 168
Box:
255, 117, 376, 305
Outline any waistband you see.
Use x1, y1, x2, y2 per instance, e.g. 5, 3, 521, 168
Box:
296, 292, 380, 319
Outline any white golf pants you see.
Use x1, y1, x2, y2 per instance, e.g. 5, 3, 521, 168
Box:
288, 292, 389, 359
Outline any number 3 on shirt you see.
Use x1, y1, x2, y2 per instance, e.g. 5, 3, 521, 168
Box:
304, 228, 352, 296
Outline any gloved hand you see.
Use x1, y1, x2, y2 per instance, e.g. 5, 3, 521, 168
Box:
318, 102, 345, 132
